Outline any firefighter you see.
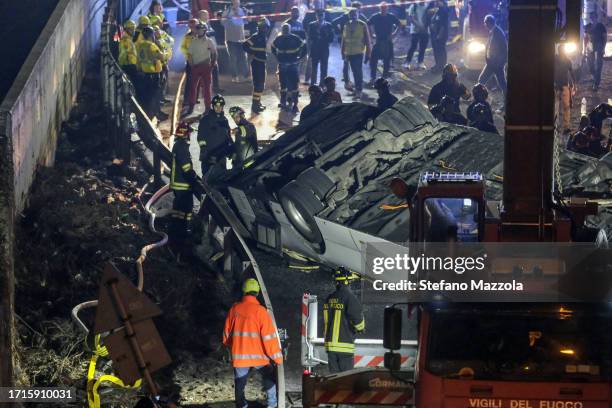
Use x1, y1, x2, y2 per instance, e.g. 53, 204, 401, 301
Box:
223, 278, 283, 408
272, 23, 307, 113
135, 26, 166, 120
118, 20, 138, 83
427, 63, 470, 113
323, 267, 365, 373
468, 103, 498, 134
375, 77, 398, 112
229, 106, 258, 170
169, 122, 203, 256
243, 19, 270, 114
134, 15, 150, 43
197, 94, 233, 185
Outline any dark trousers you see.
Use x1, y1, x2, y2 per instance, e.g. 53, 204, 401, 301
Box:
251, 59, 266, 102
170, 189, 194, 245
406, 32, 428, 64
327, 352, 354, 373
478, 63, 507, 95
139, 73, 161, 118
311, 48, 330, 86
202, 157, 227, 186
121, 64, 138, 87
279, 63, 300, 105
370, 40, 393, 80
431, 37, 447, 69
343, 59, 350, 83
589, 50, 605, 87
347, 54, 364, 92
213, 64, 220, 91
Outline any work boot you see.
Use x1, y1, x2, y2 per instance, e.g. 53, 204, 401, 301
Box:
252, 102, 266, 113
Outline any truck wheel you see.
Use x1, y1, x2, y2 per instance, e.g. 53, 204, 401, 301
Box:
279, 181, 325, 253
296, 167, 335, 200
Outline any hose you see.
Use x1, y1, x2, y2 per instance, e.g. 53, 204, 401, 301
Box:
70, 183, 172, 334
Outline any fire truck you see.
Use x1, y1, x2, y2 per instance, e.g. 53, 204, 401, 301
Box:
301, 0, 612, 406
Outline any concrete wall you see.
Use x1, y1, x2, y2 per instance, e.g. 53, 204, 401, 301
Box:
0, 0, 106, 389
0, 0, 106, 212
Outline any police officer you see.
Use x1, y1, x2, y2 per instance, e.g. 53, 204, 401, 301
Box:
197, 94, 233, 185
229, 106, 258, 170
324, 267, 365, 373
272, 23, 307, 113
170, 122, 203, 256
135, 26, 166, 119
243, 19, 269, 114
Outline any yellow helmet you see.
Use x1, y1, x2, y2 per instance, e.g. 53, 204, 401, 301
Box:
242, 278, 260, 295
149, 15, 160, 26
124, 19, 136, 29
138, 15, 151, 26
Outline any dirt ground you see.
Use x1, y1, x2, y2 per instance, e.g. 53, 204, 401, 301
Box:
13, 66, 268, 407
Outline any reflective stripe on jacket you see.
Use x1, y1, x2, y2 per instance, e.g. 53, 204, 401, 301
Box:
323, 285, 365, 354
223, 295, 283, 367
243, 32, 268, 63
271, 33, 306, 64
118, 33, 137, 66
170, 138, 193, 191
136, 40, 163, 73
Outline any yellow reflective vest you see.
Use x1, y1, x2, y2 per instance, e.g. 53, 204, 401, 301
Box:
118, 32, 137, 66
136, 40, 163, 73
342, 20, 368, 56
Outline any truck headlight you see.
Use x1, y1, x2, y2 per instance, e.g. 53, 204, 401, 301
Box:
563, 41, 578, 54
467, 41, 485, 54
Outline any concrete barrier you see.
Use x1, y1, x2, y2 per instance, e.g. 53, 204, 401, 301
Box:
0, 0, 106, 390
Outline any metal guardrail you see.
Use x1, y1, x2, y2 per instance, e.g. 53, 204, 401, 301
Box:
99, 1, 286, 406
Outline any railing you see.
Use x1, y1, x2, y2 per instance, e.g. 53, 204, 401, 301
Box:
97, 1, 286, 406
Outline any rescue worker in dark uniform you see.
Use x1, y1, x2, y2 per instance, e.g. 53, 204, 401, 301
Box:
170, 122, 204, 255
243, 19, 270, 113
375, 77, 398, 112
323, 267, 365, 373
197, 94, 234, 185
229, 106, 258, 170
430, 95, 468, 125
468, 103, 498, 134
272, 23, 307, 113
427, 63, 470, 113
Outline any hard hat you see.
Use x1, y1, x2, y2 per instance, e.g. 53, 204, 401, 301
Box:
243, 278, 261, 294
141, 26, 154, 38
124, 19, 136, 29
175, 122, 191, 137
229, 106, 245, 116
374, 77, 389, 90
149, 15, 160, 26
308, 85, 322, 95
472, 83, 488, 101
334, 266, 358, 283
138, 15, 151, 26
212, 94, 226, 107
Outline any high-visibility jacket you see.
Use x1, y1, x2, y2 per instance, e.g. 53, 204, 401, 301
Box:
271, 33, 306, 64
243, 32, 268, 63
223, 295, 284, 368
136, 40, 164, 73
342, 20, 368, 56
158, 31, 174, 63
323, 284, 365, 354
180, 31, 195, 57
118, 32, 137, 66
170, 137, 198, 191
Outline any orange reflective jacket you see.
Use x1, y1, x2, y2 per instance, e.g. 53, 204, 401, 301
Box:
223, 295, 283, 368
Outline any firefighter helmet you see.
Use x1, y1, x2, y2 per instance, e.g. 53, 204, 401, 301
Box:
212, 94, 226, 108
175, 122, 191, 137
124, 19, 136, 29
149, 15, 161, 27
138, 15, 151, 26
374, 77, 389, 91
229, 106, 245, 116
442, 63, 458, 81
334, 266, 358, 284
141, 26, 155, 38
472, 83, 488, 101
243, 278, 261, 294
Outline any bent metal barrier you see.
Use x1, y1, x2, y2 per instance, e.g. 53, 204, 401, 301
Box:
95, 1, 286, 406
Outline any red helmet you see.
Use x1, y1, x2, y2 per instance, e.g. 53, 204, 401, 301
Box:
175, 122, 192, 137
